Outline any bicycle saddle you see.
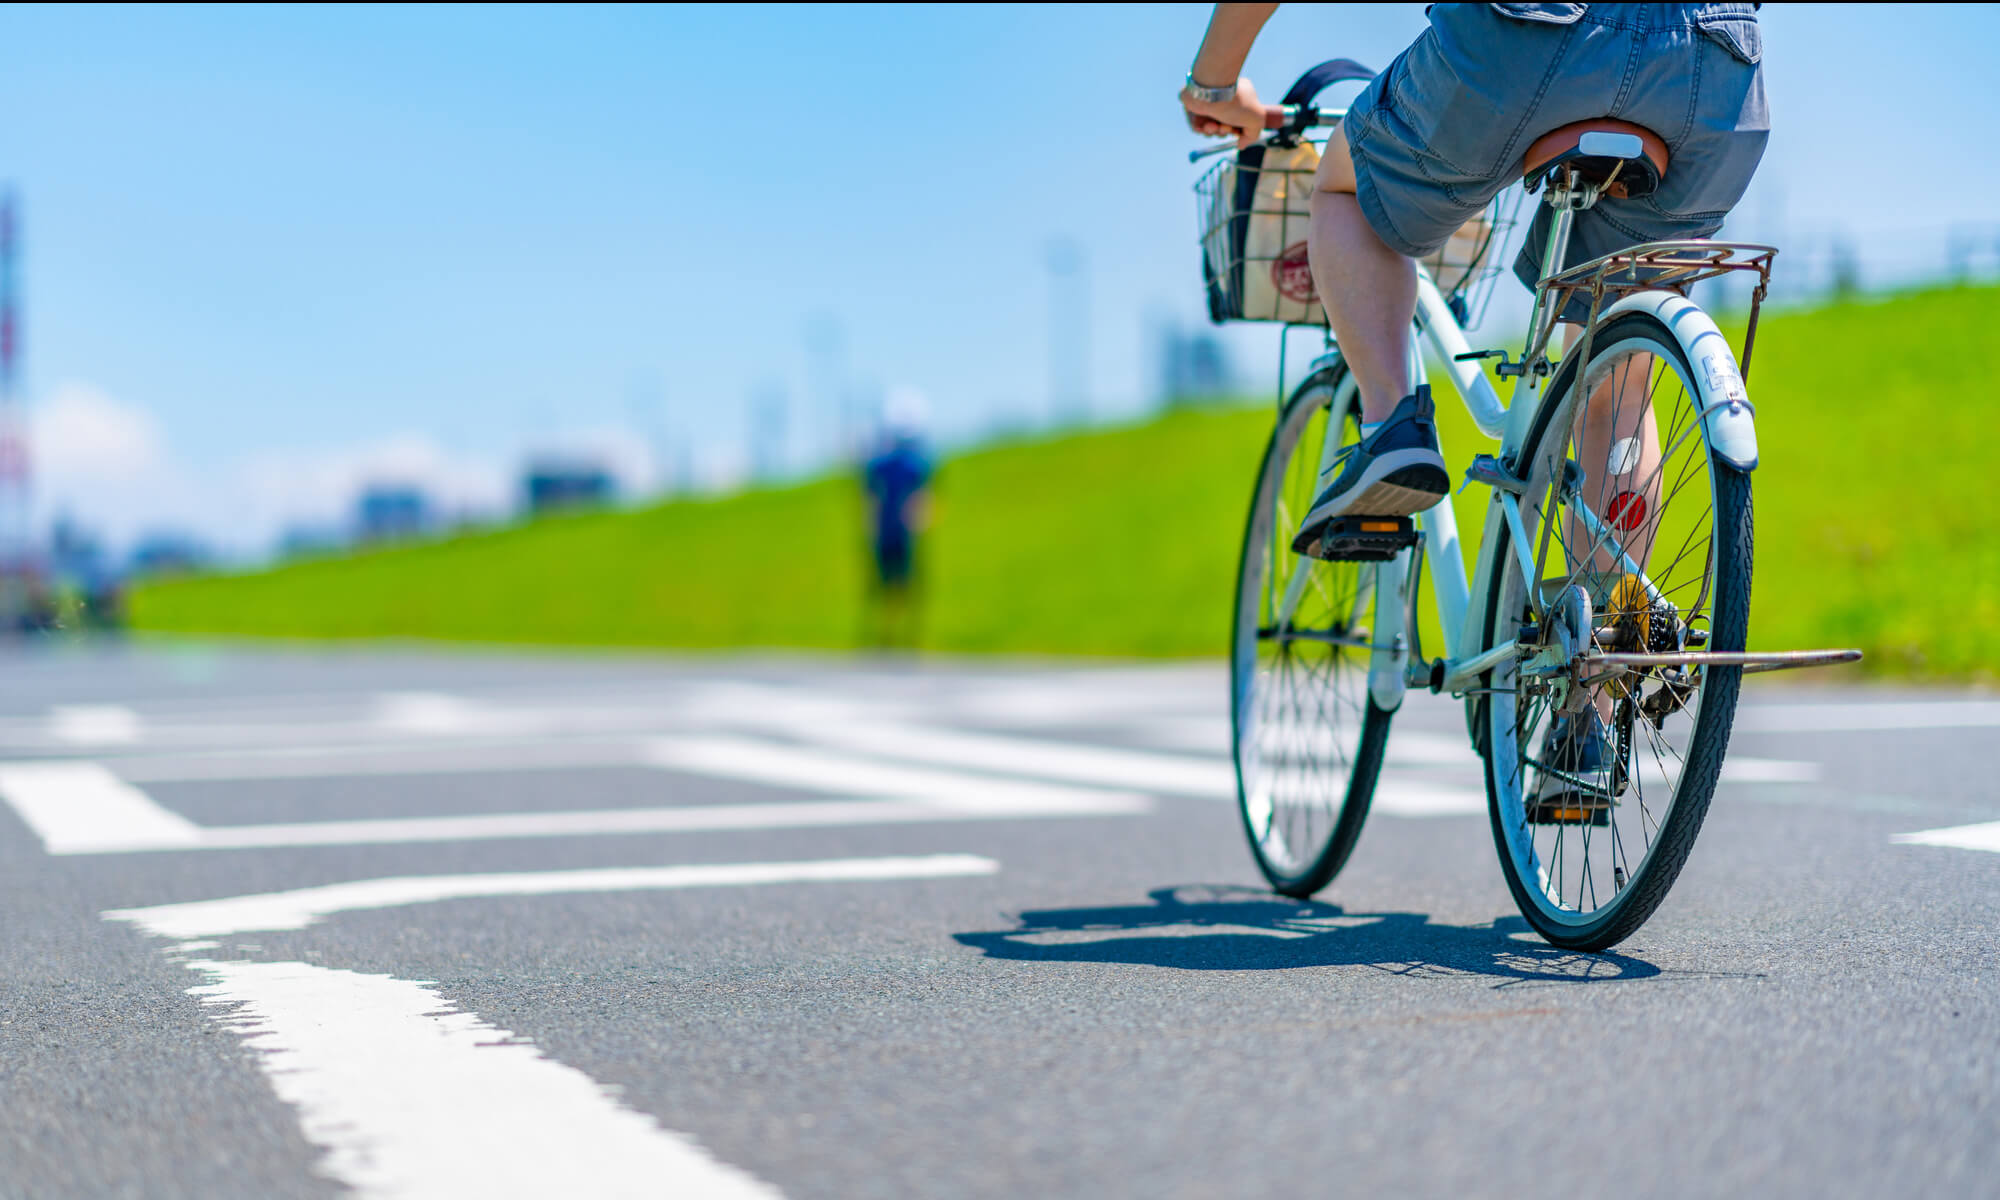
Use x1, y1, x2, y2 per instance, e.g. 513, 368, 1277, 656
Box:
1522, 119, 1668, 199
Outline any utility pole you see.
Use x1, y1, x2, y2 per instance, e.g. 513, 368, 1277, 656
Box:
751, 382, 788, 482
627, 370, 669, 498
1045, 237, 1090, 428
804, 314, 848, 464
0, 189, 30, 627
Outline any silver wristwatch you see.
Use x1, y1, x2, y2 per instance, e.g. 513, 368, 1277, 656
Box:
1184, 72, 1237, 103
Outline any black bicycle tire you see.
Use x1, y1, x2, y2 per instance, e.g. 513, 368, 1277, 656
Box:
1478, 312, 1753, 950
1229, 363, 1394, 898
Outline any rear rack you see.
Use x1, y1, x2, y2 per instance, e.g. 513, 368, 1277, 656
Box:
1539, 239, 1779, 378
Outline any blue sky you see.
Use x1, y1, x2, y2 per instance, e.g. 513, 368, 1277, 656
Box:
5, 3, 1998, 553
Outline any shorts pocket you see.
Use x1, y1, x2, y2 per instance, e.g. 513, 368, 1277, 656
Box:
1695, 10, 1762, 64
1486, 3, 1585, 24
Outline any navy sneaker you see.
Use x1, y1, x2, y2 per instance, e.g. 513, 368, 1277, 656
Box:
1290, 387, 1450, 557
1527, 713, 1612, 825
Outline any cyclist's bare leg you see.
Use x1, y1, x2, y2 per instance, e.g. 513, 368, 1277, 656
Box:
1565, 330, 1663, 575
1309, 123, 1415, 424
1563, 328, 1663, 723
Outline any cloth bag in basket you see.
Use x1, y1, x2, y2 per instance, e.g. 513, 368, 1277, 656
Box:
1204, 139, 1326, 325
1204, 135, 1498, 323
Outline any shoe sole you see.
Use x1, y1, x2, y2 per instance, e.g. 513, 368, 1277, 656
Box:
1292, 450, 1450, 554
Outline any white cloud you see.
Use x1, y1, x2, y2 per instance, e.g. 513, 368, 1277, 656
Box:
29, 382, 215, 551
33, 382, 166, 481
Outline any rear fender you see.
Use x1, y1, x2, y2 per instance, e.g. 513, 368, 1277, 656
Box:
1594, 291, 1758, 471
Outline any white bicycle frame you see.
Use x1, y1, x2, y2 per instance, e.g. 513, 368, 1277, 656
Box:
1271, 175, 1781, 717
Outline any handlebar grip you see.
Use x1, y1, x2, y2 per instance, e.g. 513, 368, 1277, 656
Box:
1263, 106, 1296, 129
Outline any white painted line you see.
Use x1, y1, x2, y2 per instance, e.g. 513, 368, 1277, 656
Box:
802, 722, 1236, 797
643, 735, 1151, 814
1718, 757, 1821, 784
23, 793, 1141, 856
0, 762, 203, 854
1371, 781, 1488, 817
106, 853, 1000, 939
1890, 821, 2000, 854
373, 691, 527, 736
1738, 700, 2000, 733
1130, 715, 1232, 755
181, 958, 780, 1199
48, 705, 143, 746
9, 738, 1149, 855
111, 738, 656, 784
183, 797, 1139, 853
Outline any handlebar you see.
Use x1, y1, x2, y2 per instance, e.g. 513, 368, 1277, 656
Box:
1187, 105, 1341, 163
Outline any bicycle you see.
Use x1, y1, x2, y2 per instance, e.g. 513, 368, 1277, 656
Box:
1198, 63, 1859, 951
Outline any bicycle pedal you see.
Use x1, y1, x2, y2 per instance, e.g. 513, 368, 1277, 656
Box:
1312, 515, 1418, 562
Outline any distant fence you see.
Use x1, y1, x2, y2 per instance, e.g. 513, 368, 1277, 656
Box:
1703, 222, 2000, 311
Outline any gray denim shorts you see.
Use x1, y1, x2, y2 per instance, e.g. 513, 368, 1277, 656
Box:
1342, 2, 1768, 317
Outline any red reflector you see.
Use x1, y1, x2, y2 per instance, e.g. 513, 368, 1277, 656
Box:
1605, 491, 1648, 531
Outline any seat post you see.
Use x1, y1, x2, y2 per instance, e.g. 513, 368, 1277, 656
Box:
1520, 175, 1599, 369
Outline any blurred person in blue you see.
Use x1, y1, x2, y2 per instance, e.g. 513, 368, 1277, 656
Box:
861, 388, 934, 648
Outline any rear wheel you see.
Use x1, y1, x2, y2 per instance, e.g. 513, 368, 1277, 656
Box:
1230, 362, 1394, 897
1480, 313, 1752, 950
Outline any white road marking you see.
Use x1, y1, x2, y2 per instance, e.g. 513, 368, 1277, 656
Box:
642, 735, 1150, 814
179, 958, 781, 1199
183, 797, 1139, 854
1719, 757, 1821, 784
1738, 700, 2000, 733
1371, 781, 1488, 817
106, 854, 1000, 939
5, 738, 1148, 855
373, 691, 522, 736
111, 738, 657, 783
1890, 821, 2000, 854
48, 704, 143, 745
801, 722, 1236, 796
0, 762, 203, 854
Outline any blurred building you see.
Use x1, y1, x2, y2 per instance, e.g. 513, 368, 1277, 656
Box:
279, 523, 347, 561
128, 532, 210, 579
355, 483, 431, 543
523, 458, 615, 515
1159, 323, 1234, 407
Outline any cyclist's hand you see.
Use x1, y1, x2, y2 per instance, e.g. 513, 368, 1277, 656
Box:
1181, 76, 1271, 149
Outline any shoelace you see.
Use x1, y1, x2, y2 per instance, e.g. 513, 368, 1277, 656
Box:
1318, 442, 1359, 482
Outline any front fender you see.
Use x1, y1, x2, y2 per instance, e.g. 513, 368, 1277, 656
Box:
1594, 291, 1759, 471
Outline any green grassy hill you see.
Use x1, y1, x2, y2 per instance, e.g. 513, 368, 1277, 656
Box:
132, 283, 2000, 678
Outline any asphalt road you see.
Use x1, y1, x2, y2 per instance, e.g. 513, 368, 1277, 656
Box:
2, 642, 1995, 1199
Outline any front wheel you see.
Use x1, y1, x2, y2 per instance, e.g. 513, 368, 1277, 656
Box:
1480, 313, 1753, 950
1230, 362, 1395, 897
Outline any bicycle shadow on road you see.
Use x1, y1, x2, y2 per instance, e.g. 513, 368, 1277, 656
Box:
952, 884, 1664, 986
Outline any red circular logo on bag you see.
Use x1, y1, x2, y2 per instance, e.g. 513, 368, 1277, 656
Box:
1271, 241, 1318, 304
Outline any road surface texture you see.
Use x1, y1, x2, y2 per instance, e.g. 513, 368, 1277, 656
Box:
2, 643, 1994, 1199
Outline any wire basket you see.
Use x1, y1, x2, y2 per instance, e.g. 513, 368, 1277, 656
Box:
1196, 137, 1522, 329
